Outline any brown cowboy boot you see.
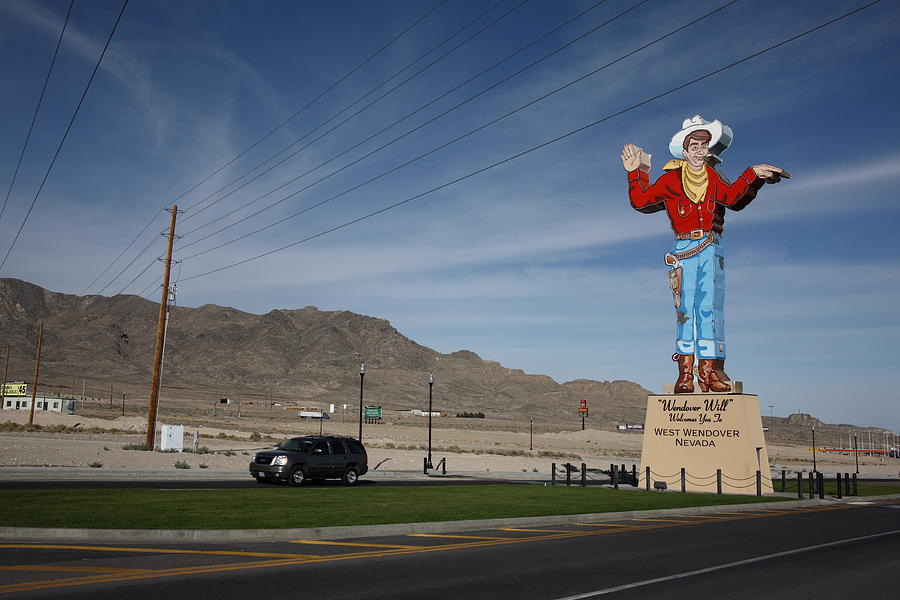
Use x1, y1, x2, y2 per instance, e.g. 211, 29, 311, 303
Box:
697, 359, 731, 393
672, 353, 694, 394
713, 358, 730, 382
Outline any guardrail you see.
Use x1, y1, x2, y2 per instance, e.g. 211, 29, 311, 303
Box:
549, 463, 860, 497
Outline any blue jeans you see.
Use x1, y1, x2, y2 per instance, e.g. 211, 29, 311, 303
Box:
671, 237, 725, 359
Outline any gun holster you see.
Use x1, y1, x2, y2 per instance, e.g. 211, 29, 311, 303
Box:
668, 264, 683, 309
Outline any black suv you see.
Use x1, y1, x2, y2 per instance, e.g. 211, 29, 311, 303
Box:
249, 436, 368, 486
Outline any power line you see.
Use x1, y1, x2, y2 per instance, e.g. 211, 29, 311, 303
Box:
0, 0, 75, 225
178, 0, 717, 259
96, 231, 163, 295
168, 0, 450, 210
80, 208, 164, 295
178, 0, 882, 282
179, 0, 524, 219
80, 0, 447, 296
0, 0, 129, 273
178, 0, 616, 241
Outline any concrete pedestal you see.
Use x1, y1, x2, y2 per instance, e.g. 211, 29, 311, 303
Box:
639, 392, 772, 495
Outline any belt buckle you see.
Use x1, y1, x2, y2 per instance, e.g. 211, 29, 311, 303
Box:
690, 229, 704, 240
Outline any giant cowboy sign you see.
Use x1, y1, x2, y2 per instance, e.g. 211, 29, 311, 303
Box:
622, 116, 788, 394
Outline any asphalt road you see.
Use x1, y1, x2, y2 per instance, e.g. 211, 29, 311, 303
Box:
2, 500, 899, 598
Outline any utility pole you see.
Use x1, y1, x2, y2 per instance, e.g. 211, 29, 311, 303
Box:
145, 205, 178, 449
0, 343, 10, 408
28, 322, 43, 425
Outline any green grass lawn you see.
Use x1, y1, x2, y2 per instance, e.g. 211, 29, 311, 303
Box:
0, 485, 785, 530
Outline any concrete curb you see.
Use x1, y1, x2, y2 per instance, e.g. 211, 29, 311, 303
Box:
6, 496, 896, 543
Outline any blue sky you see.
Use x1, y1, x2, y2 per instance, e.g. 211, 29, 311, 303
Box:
1, 0, 898, 433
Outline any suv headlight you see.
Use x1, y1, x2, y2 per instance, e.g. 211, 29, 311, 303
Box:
272, 455, 288, 466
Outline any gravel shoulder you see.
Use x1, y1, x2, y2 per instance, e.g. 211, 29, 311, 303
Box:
1, 410, 897, 478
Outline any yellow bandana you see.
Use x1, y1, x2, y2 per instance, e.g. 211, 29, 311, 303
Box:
664, 159, 708, 204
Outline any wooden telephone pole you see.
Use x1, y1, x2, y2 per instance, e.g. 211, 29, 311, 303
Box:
28, 322, 43, 425
0, 343, 10, 408
145, 206, 178, 449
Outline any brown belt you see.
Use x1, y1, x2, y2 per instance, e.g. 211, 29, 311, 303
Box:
675, 228, 712, 240
671, 231, 715, 261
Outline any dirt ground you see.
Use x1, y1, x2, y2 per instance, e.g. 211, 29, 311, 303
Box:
1, 409, 898, 478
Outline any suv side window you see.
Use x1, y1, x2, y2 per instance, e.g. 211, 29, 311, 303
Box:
279, 439, 300, 451
346, 439, 364, 454
311, 441, 330, 455
330, 440, 347, 455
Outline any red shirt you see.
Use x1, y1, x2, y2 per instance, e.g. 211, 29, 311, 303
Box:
627, 165, 763, 235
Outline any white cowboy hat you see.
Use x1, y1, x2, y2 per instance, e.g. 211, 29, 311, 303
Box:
668, 115, 733, 160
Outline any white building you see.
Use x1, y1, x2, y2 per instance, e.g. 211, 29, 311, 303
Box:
1, 382, 76, 414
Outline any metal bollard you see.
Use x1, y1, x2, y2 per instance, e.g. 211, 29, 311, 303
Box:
551, 463, 556, 486
566, 463, 571, 486
613, 464, 618, 490
423, 456, 429, 475
581, 463, 586, 487
680, 468, 686, 493
645, 466, 651, 492
836, 473, 842, 499
852, 473, 858, 496
797, 472, 803, 499
756, 470, 761, 497
808, 472, 814, 499
781, 469, 786, 492
632, 465, 637, 487
844, 472, 850, 497
817, 472, 824, 499
717, 468, 722, 495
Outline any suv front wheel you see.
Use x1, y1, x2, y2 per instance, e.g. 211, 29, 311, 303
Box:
288, 465, 307, 487
342, 467, 359, 486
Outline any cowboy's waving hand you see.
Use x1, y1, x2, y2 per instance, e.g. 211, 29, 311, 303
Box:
621, 143, 649, 172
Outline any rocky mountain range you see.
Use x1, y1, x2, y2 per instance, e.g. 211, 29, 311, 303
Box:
0, 278, 650, 424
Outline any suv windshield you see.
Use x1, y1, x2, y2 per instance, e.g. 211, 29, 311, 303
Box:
276, 438, 314, 452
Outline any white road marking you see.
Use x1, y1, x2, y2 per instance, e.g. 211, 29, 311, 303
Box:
553, 529, 900, 599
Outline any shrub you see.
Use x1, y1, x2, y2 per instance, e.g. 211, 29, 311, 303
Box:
223, 450, 235, 457
174, 460, 190, 469
249, 431, 262, 442
88, 462, 103, 468
123, 443, 150, 451
199, 464, 209, 469
456, 411, 485, 419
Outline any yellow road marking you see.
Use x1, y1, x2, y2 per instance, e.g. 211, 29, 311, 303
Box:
713, 511, 764, 516
500, 528, 581, 533
407, 533, 510, 540
630, 518, 697, 524
1, 504, 859, 595
0, 566, 153, 574
0, 544, 316, 559
573, 522, 644, 527
290, 540, 423, 549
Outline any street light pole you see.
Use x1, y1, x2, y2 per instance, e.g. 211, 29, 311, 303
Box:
530, 417, 533, 451
358, 363, 365, 442
427, 374, 434, 469
854, 433, 859, 474
812, 426, 817, 473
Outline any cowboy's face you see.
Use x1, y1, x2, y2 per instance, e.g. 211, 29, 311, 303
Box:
685, 139, 709, 169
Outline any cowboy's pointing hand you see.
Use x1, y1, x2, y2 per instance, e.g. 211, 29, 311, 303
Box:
751, 164, 789, 183
621, 143, 646, 172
